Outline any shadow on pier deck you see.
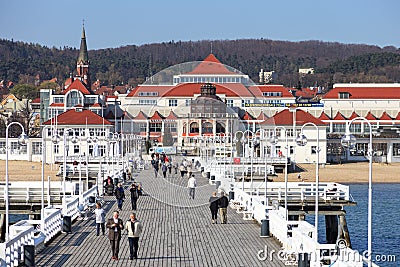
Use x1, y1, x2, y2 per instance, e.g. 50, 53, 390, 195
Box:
35, 167, 287, 267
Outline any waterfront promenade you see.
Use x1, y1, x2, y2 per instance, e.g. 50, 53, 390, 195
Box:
34, 167, 286, 267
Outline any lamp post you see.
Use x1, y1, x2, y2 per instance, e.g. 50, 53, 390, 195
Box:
41, 126, 59, 233
270, 126, 289, 222
62, 128, 78, 212
296, 122, 320, 243
341, 117, 373, 267
5, 122, 29, 241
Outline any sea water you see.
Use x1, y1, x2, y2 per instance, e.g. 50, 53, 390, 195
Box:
307, 183, 400, 267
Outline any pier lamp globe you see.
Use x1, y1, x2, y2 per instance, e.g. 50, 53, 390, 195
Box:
17, 133, 29, 145
340, 132, 357, 149
51, 133, 61, 144
268, 135, 278, 145
295, 133, 308, 147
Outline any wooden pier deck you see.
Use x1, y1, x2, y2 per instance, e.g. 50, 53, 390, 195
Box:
35, 167, 287, 266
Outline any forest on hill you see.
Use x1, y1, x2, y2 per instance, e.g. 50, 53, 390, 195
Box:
1, 38, 400, 90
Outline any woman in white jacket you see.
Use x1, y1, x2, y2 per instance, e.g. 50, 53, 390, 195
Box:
125, 212, 143, 260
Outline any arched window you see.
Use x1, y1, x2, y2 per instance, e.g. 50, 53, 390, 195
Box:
216, 122, 225, 133
66, 90, 83, 107
190, 122, 199, 133
202, 121, 213, 133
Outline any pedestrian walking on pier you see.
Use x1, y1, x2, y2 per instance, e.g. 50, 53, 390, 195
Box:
209, 192, 219, 224
94, 202, 106, 236
187, 174, 197, 199
106, 211, 124, 261
218, 192, 229, 224
151, 158, 159, 177
130, 183, 140, 210
162, 163, 168, 178
125, 212, 143, 260
115, 183, 125, 211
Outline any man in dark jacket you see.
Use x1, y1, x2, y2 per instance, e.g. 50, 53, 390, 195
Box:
130, 183, 139, 210
115, 183, 125, 211
218, 191, 229, 224
106, 210, 124, 260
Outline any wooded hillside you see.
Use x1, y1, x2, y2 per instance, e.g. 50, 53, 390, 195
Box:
1, 38, 399, 89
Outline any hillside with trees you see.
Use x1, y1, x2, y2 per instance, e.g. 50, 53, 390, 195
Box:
1, 38, 399, 91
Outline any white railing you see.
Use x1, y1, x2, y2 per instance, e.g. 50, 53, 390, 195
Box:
240, 181, 350, 202
0, 185, 98, 267
42, 208, 62, 243
0, 224, 34, 267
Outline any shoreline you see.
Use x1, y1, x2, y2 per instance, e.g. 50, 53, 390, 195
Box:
1, 160, 400, 184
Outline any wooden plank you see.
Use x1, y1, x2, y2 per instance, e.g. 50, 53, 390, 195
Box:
35, 162, 287, 267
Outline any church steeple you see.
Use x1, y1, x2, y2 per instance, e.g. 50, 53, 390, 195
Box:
76, 22, 90, 88
78, 25, 89, 64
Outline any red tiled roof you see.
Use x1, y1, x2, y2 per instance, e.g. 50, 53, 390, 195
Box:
162, 83, 252, 97
134, 111, 148, 120
268, 109, 325, 126
49, 103, 64, 107
256, 112, 269, 121
248, 85, 295, 98
165, 110, 179, 120
395, 112, 400, 120
241, 111, 255, 120
31, 98, 41, 104
379, 111, 393, 120
333, 112, 347, 121
186, 54, 234, 75
348, 111, 359, 120
149, 111, 164, 121
323, 86, 400, 99
294, 87, 319, 98
91, 103, 102, 107
126, 85, 174, 97
364, 111, 377, 120
43, 109, 112, 125
318, 112, 331, 120
63, 79, 92, 95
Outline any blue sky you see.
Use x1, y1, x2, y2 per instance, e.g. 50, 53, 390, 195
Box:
1, 0, 399, 50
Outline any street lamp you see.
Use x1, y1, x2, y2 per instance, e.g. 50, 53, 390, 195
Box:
341, 117, 373, 267
296, 122, 320, 243
41, 126, 58, 233
5, 122, 29, 241
270, 126, 289, 222
61, 128, 78, 212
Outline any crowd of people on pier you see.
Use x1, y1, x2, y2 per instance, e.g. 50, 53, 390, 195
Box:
91, 152, 232, 262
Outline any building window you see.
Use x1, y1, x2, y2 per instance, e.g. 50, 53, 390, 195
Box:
241, 100, 250, 107
311, 146, 317, 154
66, 90, 83, 107
54, 144, 59, 154
138, 92, 159, 96
226, 100, 234, 107
138, 99, 157, 105
332, 123, 346, 133
185, 99, 191, 106
169, 99, 178, 107
338, 92, 350, 99
263, 92, 282, 97
149, 123, 162, 132
74, 145, 80, 154
53, 97, 64, 103
0, 141, 6, 154
289, 146, 294, 154
393, 143, 400, 156
32, 142, 42, 155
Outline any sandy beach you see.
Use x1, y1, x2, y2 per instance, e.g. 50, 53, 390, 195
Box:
1, 160, 400, 184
